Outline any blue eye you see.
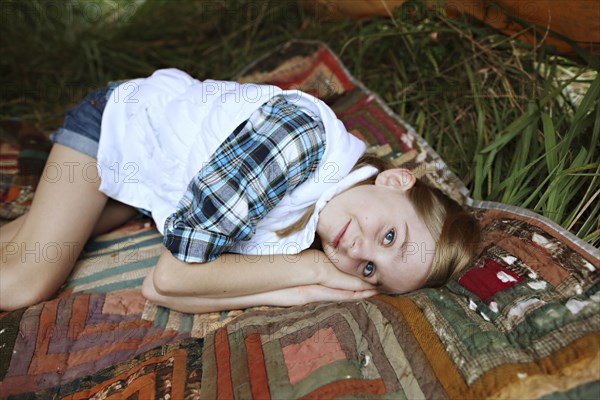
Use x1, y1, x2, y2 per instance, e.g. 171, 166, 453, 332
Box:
384, 229, 395, 245
363, 262, 375, 277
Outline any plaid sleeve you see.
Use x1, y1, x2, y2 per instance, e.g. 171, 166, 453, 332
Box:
163, 95, 325, 263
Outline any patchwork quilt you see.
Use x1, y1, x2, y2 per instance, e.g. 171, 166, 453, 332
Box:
1, 40, 598, 399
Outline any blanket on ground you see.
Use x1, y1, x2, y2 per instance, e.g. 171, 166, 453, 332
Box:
1, 40, 598, 399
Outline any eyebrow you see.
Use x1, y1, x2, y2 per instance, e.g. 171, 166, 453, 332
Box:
397, 222, 410, 261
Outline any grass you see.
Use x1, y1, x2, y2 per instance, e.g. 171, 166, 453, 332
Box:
1, 0, 598, 246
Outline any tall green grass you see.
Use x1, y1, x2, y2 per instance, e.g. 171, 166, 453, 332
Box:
1, 0, 598, 246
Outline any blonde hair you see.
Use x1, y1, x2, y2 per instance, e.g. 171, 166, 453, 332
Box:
407, 177, 480, 287
276, 153, 481, 288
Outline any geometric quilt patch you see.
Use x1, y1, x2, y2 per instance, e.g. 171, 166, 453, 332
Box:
459, 259, 523, 303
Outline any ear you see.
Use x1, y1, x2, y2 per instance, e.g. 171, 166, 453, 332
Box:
374, 168, 416, 192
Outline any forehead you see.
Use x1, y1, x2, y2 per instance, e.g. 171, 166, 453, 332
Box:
378, 248, 433, 293
346, 183, 436, 292
375, 200, 435, 292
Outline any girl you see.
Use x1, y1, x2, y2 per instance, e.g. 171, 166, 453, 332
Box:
0, 69, 480, 313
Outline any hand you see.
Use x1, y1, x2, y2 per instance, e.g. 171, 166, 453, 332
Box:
313, 251, 375, 291
298, 285, 378, 304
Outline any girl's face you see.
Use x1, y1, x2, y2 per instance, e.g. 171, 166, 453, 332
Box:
316, 168, 436, 293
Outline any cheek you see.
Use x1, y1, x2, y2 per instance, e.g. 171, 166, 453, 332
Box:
323, 245, 356, 275
383, 263, 429, 293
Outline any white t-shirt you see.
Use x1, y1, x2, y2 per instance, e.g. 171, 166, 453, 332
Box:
97, 68, 376, 256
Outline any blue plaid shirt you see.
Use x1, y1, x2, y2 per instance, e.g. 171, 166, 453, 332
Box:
163, 95, 326, 263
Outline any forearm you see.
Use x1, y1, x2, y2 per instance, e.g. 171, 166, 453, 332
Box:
143, 267, 305, 313
142, 269, 377, 314
153, 248, 328, 298
146, 286, 295, 314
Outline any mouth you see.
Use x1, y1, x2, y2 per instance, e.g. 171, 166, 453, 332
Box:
333, 220, 351, 249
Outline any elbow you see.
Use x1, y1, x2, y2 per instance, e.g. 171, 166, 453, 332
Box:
152, 262, 176, 296
142, 265, 185, 312
142, 268, 164, 303
147, 248, 212, 298
146, 250, 179, 296
142, 265, 179, 309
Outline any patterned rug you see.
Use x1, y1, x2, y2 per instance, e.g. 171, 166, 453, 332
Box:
1, 40, 599, 399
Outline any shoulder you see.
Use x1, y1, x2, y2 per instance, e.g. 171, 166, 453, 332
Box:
248, 95, 327, 150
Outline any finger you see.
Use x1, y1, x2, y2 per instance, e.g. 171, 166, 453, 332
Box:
327, 288, 377, 302
342, 290, 375, 300
354, 289, 378, 298
335, 277, 375, 291
305, 286, 352, 302
359, 281, 377, 290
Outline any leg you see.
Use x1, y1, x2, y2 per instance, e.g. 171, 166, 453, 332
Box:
1, 144, 108, 311
0, 214, 27, 254
0, 214, 27, 243
1, 199, 139, 246
89, 199, 139, 238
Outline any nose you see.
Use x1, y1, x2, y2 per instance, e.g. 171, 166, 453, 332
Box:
348, 235, 373, 260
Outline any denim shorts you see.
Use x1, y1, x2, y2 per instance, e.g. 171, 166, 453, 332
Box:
50, 82, 152, 217
50, 82, 122, 159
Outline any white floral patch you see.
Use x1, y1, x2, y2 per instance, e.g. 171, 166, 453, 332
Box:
508, 298, 542, 318
531, 233, 554, 249
527, 281, 547, 290
565, 299, 590, 315
469, 299, 478, 311
497, 271, 518, 283
500, 255, 517, 265
489, 301, 499, 313
528, 271, 538, 279
583, 260, 596, 272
